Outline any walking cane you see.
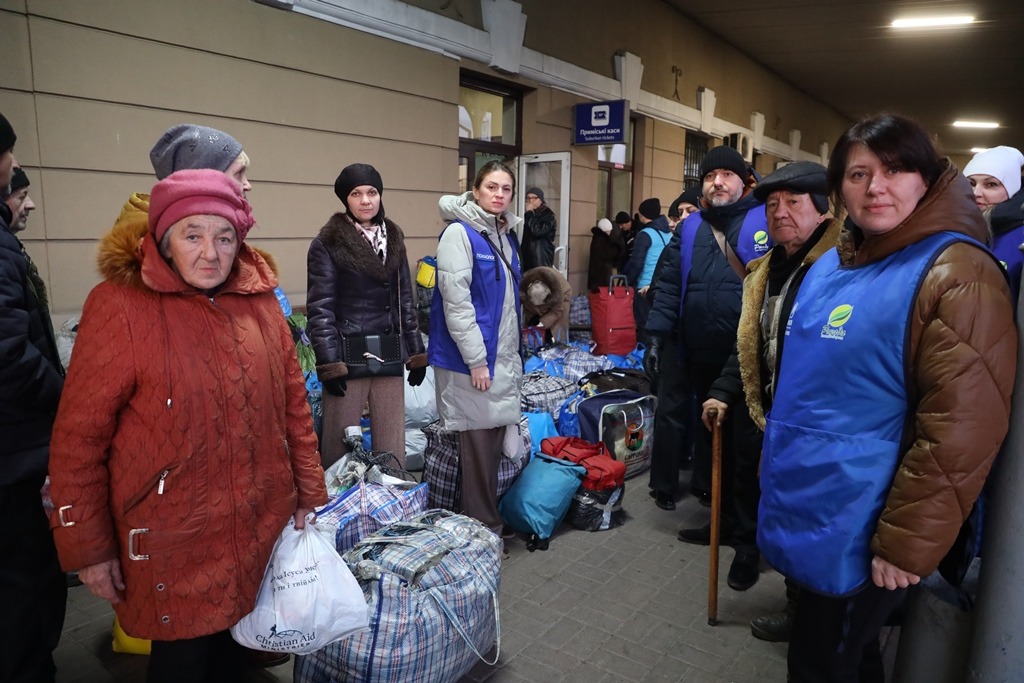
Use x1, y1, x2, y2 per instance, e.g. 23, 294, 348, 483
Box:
707, 407, 722, 626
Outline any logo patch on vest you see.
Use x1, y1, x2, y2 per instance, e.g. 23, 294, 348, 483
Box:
753, 229, 770, 253
476, 253, 496, 261
820, 304, 853, 340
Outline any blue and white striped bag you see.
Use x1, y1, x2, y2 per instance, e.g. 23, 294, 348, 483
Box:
294, 510, 501, 683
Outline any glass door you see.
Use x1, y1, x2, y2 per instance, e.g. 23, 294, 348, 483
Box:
517, 152, 571, 275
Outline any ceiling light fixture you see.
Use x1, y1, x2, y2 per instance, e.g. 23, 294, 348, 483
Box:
970, 148, 989, 154
953, 121, 1000, 129
891, 15, 975, 28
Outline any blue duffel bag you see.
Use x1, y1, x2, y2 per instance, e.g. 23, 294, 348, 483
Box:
498, 453, 585, 548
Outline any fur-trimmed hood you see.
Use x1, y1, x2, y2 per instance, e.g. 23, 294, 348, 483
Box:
315, 212, 408, 281
97, 192, 279, 295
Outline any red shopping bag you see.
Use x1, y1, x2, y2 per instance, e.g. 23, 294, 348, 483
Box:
588, 275, 636, 356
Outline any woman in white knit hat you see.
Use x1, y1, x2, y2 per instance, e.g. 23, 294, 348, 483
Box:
964, 145, 1024, 297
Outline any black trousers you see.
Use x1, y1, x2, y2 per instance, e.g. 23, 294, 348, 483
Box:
648, 338, 697, 494
687, 360, 763, 552
148, 630, 248, 683
789, 583, 906, 683
0, 479, 67, 683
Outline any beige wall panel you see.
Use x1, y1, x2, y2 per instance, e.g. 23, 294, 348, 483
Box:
32, 0, 448, 100
29, 20, 447, 148
651, 148, 684, 184
44, 240, 102, 315
651, 180, 683, 209
40, 170, 151, 240
0, 1, 27, 12
0, 13, 32, 91
0, 90, 39, 165
652, 121, 686, 153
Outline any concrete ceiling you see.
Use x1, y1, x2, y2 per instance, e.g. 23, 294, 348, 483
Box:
663, 0, 1024, 160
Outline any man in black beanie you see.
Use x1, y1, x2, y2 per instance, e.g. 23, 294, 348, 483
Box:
623, 198, 672, 343
645, 144, 769, 591
521, 186, 557, 270
615, 210, 636, 268
0, 111, 67, 683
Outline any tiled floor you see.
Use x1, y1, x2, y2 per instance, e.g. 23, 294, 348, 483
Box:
54, 474, 895, 682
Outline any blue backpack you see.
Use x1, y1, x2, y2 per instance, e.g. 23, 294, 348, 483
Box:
498, 453, 585, 545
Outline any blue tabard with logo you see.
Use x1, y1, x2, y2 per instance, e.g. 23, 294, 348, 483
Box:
991, 226, 1024, 300
428, 222, 521, 377
758, 231, 978, 597
676, 207, 770, 309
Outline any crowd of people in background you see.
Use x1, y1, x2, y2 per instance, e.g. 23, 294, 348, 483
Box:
3, 104, 1023, 683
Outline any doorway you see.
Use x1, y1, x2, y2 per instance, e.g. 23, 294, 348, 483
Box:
517, 152, 571, 275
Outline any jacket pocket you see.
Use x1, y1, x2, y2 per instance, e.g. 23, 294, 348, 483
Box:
122, 464, 179, 515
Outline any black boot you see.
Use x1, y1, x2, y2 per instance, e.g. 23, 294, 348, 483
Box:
750, 579, 799, 642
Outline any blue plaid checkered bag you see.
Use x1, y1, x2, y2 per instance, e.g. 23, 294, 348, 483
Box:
560, 347, 615, 383
294, 510, 501, 683
316, 480, 430, 554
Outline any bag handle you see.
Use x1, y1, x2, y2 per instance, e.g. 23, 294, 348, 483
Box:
426, 583, 501, 665
608, 274, 629, 293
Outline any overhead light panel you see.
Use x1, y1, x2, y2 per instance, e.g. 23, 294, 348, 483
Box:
953, 121, 1000, 129
891, 15, 974, 28
970, 148, 989, 153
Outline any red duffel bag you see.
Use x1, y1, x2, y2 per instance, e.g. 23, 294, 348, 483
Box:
588, 274, 636, 356
540, 436, 626, 491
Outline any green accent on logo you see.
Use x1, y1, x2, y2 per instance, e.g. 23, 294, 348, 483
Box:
754, 230, 769, 245
828, 304, 854, 328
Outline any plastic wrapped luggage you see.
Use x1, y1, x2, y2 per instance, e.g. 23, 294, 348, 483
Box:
294, 510, 501, 683
577, 390, 657, 478
588, 275, 636, 355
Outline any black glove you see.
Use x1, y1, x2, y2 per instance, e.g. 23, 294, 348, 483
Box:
644, 336, 663, 380
408, 366, 427, 387
323, 376, 347, 397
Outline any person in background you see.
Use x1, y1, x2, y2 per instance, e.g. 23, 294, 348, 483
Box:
307, 163, 427, 468
963, 145, 1024, 297
429, 161, 522, 549
49, 170, 328, 683
645, 145, 768, 592
759, 114, 1015, 681
669, 185, 702, 224
623, 198, 671, 343
701, 161, 840, 643
587, 217, 625, 291
615, 210, 635, 269
520, 265, 572, 343
0, 112, 67, 683
521, 186, 556, 270
3, 166, 36, 233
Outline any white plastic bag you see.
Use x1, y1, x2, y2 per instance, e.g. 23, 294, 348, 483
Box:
230, 520, 369, 654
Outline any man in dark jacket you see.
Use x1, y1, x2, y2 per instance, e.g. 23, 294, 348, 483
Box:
0, 112, 67, 683
702, 161, 839, 641
644, 145, 768, 591
521, 186, 557, 270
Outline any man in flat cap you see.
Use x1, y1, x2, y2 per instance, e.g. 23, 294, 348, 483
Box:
702, 160, 840, 639
644, 145, 769, 590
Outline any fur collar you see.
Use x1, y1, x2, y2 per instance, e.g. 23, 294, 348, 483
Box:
317, 212, 407, 282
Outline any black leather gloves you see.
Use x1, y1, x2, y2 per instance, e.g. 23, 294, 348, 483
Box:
322, 377, 347, 397
407, 366, 427, 387
644, 336, 663, 381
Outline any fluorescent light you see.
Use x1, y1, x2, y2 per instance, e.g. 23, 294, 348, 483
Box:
891, 15, 974, 28
953, 121, 1000, 129
970, 148, 989, 153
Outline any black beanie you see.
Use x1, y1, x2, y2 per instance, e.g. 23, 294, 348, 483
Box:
334, 163, 385, 221
614, 211, 631, 225
0, 113, 16, 154
638, 198, 662, 220
699, 146, 747, 181
753, 161, 829, 213
8, 166, 29, 192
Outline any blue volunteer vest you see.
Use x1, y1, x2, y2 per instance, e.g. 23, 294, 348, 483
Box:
428, 222, 521, 377
637, 226, 670, 288
991, 225, 1024, 300
676, 206, 770, 314
758, 231, 981, 596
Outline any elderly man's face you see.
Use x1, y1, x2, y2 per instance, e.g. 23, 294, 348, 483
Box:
702, 168, 744, 207
766, 190, 823, 257
164, 215, 239, 292
4, 186, 35, 234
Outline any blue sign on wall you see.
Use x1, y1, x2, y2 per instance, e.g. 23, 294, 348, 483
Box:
574, 100, 627, 145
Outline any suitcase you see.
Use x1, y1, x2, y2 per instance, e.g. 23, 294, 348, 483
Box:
577, 389, 657, 479
588, 275, 636, 356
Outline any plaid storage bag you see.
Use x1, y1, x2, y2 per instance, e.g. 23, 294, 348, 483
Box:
569, 294, 591, 327
422, 417, 530, 511
294, 510, 501, 683
316, 479, 430, 554
520, 371, 578, 422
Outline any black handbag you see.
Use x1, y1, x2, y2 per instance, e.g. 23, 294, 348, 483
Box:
343, 334, 403, 379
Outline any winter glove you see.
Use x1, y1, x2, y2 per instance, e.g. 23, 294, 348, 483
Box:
323, 377, 347, 397
407, 366, 427, 387
644, 336, 663, 381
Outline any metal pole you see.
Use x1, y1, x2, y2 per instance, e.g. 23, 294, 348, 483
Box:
966, 299, 1024, 681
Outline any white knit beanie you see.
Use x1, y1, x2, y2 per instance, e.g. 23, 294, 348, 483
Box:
964, 146, 1024, 198
597, 218, 613, 234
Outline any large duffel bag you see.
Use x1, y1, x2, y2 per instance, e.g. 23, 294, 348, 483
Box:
540, 436, 627, 532
498, 453, 586, 543
294, 510, 501, 683
422, 416, 529, 511
588, 275, 636, 356
578, 390, 657, 479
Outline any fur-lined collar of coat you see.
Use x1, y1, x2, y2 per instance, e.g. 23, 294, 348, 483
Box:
316, 212, 408, 281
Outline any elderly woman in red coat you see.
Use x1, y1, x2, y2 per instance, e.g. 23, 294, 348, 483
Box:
49, 170, 327, 682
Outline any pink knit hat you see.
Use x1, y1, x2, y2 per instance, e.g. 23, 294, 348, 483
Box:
149, 169, 255, 244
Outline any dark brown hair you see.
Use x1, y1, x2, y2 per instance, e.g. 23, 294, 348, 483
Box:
473, 160, 516, 197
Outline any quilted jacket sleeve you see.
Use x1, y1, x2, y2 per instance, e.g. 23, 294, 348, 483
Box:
436, 224, 487, 370
872, 243, 1017, 576
49, 285, 137, 571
